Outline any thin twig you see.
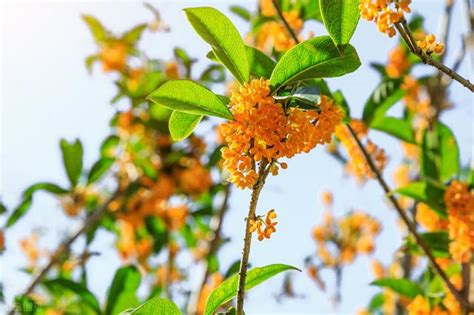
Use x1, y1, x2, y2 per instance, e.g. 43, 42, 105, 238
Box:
8, 191, 120, 315
236, 161, 271, 315
395, 20, 474, 92
271, 0, 299, 44
345, 124, 473, 311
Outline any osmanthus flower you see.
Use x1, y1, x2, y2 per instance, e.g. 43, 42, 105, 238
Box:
19, 233, 41, 269
407, 294, 461, 315
100, 41, 129, 72
220, 79, 343, 189
335, 120, 387, 182
444, 180, 474, 263
359, 0, 411, 37
416, 34, 445, 55
249, 209, 278, 241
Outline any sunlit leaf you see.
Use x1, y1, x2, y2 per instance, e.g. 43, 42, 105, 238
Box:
60, 139, 84, 187
371, 116, 415, 143
362, 79, 404, 125
105, 266, 141, 315
82, 15, 108, 43
120, 297, 180, 315
230, 5, 251, 21
371, 278, 423, 298
43, 279, 100, 313
320, 0, 360, 48
169, 111, 203, 141
88, 158, 115, 184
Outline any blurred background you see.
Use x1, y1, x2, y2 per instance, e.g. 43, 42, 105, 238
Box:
1, 1, 472, 313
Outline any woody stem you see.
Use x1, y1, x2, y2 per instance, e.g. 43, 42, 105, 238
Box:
236, 161, 271, 315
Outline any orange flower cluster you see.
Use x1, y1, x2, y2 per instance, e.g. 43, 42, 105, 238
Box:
249, 209, 278, 241
407, 294, 460, 315
100, 41, 128, 72
415, 203, 448, 232
220, 79, 343, 189
335, 121, 387, 182
178, 158, 213, 196
19, 234, 41, 268
359, 0, 411, 37
416, 34, 445, 55
255, 11, 303, 52
386, 46, 410, 78
444, 180, 474, 263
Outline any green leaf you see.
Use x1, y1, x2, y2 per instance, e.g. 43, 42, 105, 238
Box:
371, 278, 423, 298
319, 0, 360, 48
407, 232, 450, 258
23, 182, 69, 198
245, 46, 276, 79
82, 15, 108, 43
204, 264, 300, 315
362, 79, 405, 125
174, 47, 196, 76
208, 46, 276, 79
437, 122, 460, 182
368, 293, 385, 312
122, 24, 147, 45
230, 5, 251, 21
106, 266, 141, 315
5, 196, 32, 228
88, 158, 115, 184
43, 278, 100, 313
101, 135, 120, 158
371, 116, 415, 143
333, 90, 351, 122
60, 139, 84, 187
147, 80, 232, 120
184, 7, 249, 83
396, 181, 446, 217
269, 36, 361, 92
169, 111, 203, 141
120, 297, 180, 315
85, 54, 99, 74
302, 0, 323, 21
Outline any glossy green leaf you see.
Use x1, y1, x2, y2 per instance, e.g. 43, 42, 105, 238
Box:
320, 0, 360, 47
269, 36, 361, 92
169, 111, 203, 141
371, 278, 423, 298
5, 196, 32, 228
362, 79, 405, 125
147, 80, 232, 120
371, 116, 416, 143
88, 158, 115, 184
184, 7, 249, 83
60, 139, 84, 187
208, 46, 275, 79
43, 278, 100, 313
106, 266, 141, 315
120, 297, 180, 315
204, 264, 300, 315
396, 181, 446, 217
82, 15, 108, 43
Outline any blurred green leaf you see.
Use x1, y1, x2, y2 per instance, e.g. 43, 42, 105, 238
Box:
101, 135, 120, 158
106, 266, 141, 315
60, 139, 84, 187
82, 15, 109, 43
120, 297, 180, 315
122, 24, 147, 45
371, 116, 416, 143
333, 90, 351, 122
396, 181, 446, 217
43, 278, 100, 313
270, 36, 360, 92
368, 292, 385, 312
230, 5, 251, 21
147, 80, 233, 119
246, 46, 276, 79
437, 122, 460, 183
371, 278, 423, 298
204, 264, 300, 315
200, 64, 226, 83
5, 196, 32, 228
362, 79, 404, 125
23, 182, 69, 198
88, 158, 115, 184
184, 7, 249, 83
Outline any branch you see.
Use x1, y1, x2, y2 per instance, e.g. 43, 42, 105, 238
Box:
272, 0, 299, 44
345, 124, 473, 311
187, 183, 232, 314
8, 190, 120, 315
395, 19, 474, 92
236, 161, 271, 315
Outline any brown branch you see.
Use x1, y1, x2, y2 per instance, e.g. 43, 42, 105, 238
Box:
345, 124, 473, 311
236, 161, 271, 315
395, 20, 474, 92
188, 183, 232, 314
272, 0, 299, 44
8, 190, 120, 315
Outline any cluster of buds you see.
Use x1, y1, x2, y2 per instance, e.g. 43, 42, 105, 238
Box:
249, 209, 278, 241
359, 0, 411, 37
416, 34, 445, 55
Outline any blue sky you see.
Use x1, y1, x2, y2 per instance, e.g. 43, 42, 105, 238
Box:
1, 1, 472, 314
